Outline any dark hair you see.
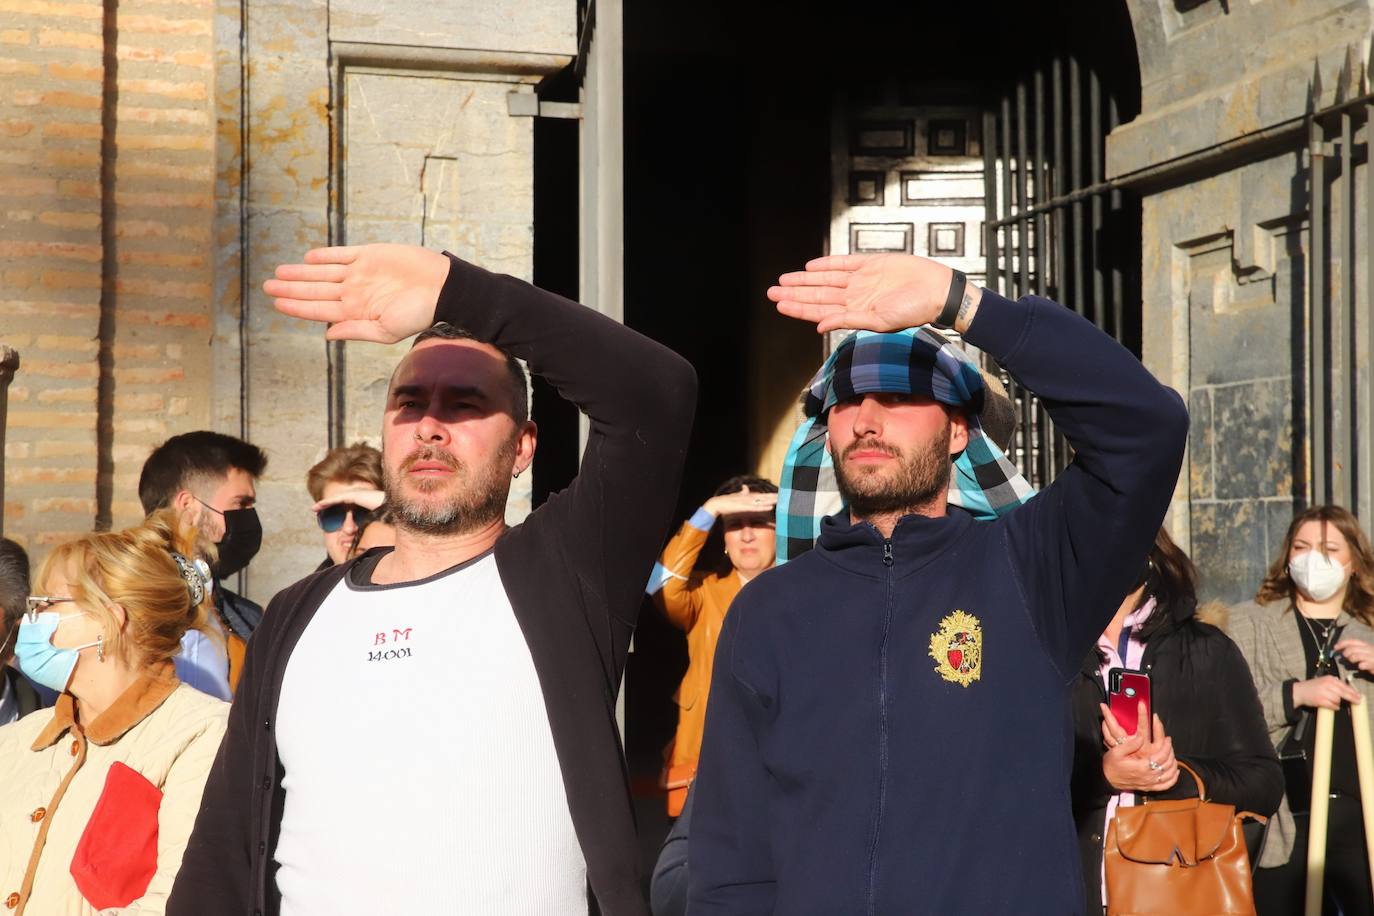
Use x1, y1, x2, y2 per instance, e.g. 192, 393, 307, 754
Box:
306, 442, 383, 502
1256, 505, 1374, 625
977, 370, 1017, 454
138, 431, 268, 514
700, 475, 778, 575
0, 538, 29, 650
712, 475, 778, 498
410, 322, 529, 425
1131, 527, 1199, 643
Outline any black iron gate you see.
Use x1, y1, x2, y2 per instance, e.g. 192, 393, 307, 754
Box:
981, 54, 1142, 489
1305, 62, 1373, 514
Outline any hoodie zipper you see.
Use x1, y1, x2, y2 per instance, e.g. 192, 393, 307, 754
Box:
865, 538, 895, 914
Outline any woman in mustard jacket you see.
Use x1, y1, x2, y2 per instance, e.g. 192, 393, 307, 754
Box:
0, 510, 228, 914
651, 475, 777, 816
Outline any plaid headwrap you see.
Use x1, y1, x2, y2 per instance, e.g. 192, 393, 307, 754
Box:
776, 327, 1035, 563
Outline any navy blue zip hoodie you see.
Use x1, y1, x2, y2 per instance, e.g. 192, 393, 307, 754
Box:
688, 291, 1189, 915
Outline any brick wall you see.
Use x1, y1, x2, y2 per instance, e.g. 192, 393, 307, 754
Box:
0, 0, 106, 554
105, 0, 215, 526
1, 1, 574, 602
0, 0, 215, 562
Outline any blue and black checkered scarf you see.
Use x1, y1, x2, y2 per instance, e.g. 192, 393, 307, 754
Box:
776, 327, 1035, 563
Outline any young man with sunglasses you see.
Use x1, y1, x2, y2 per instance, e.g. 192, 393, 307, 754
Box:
305, 442, 385, 568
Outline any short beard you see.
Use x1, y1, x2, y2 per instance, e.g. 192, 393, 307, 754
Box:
833, 421, 952, 519
384, 442, 514, 537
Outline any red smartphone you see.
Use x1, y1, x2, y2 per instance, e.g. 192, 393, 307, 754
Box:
1107, 667, 1152, 740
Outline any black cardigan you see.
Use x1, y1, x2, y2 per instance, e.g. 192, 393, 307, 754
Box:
3, 667, 43, 720
1069, 598, 1284, 912
168, 256, 697, 916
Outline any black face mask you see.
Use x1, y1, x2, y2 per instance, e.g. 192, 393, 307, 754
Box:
212, 507, 262, 579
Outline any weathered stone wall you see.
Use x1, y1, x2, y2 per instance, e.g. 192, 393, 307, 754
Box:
219, 1, 573, 601
1, 0, 574, 603
105, 0, 218, 534
0, 0, 216, 558
1114, 0, 1371, 602
337, 70, 541, 526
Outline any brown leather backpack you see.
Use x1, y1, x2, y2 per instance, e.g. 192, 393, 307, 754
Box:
1104, 762, 1267, 915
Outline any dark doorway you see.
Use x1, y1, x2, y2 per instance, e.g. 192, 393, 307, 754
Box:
535, 0, 1144, 886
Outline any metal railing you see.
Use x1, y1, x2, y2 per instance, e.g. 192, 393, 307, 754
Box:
981, 43, 1374, 521
981, 54, 1140, 489
1306, 51, 1374, 515
0, 346, 17, 538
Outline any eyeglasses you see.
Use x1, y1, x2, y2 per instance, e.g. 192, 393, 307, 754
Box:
316, 503, 376, 533
23, 597, 84, 625
25, 596, 75, 617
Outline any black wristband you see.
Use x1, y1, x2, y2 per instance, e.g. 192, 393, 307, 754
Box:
933, 269, 966, 330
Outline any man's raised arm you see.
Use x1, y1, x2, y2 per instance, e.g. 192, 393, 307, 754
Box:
771, 252, 1188, 676
961, 286, 1187, 675
267, 243, 698, 637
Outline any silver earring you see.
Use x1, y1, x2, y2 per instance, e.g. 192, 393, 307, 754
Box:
513, 469, 521, 479
96, 634, 105, 663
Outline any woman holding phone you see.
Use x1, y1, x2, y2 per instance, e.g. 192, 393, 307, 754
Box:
1070, 527, 1282, 913
1229, 505, 1374, 916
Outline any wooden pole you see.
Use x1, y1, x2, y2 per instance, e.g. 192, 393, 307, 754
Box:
1346, 680, 1374, 886
1304, 706, 1335, 916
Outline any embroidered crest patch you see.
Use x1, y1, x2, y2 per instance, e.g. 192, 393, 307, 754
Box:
928, 610, 982, 687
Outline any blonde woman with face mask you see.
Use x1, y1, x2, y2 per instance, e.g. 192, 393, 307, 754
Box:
0, 510, 229, 915
1228, 504, 1374, 916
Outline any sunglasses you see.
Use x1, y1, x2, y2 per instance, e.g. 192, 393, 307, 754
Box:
316, 503, 376, 533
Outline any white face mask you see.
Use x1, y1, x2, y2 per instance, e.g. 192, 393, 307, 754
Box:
1289, 550, 1351, 602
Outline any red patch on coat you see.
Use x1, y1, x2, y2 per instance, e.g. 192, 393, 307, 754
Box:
69, 761, 161, 908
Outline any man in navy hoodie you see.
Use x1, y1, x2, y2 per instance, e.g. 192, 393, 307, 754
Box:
689, 253, 1188, 914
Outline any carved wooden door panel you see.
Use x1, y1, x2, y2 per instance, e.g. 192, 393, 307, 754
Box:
830, 96, 987, 292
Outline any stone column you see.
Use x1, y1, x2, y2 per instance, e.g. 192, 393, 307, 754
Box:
0, 347, 19, 538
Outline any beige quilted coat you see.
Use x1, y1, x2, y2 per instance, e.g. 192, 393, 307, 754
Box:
0, 663, 227, 915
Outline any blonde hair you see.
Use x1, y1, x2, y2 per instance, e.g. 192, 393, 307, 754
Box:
36, 509, 218, 666
306, 442, 382, 501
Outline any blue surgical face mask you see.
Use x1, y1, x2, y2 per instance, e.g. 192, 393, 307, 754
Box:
15, 611, 100, 694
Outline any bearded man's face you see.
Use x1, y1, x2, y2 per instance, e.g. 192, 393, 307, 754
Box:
826, 392, 966, 517
381, 339, 534, 537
